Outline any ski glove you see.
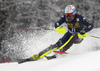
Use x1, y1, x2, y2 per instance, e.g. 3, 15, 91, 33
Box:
78, 30, 87, 38
80, 30, 86, 35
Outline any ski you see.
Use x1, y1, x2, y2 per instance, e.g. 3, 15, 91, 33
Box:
17, 51, 68, 64
17, 59, 28, 64
17, 57, 33, 64
45, 55, 56, 60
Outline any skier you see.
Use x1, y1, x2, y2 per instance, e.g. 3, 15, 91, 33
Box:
18, 5, 94, 63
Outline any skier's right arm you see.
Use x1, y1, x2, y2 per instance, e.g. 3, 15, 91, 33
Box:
55, 15, 65, 28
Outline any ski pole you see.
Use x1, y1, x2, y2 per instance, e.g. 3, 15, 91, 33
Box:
86, 33, 100, 39
88, 35, 100, 39
9, 26, 66, 34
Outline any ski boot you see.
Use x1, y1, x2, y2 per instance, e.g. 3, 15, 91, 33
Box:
18, 54, 39, 64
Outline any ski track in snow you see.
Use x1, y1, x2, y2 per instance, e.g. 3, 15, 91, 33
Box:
0, 28, 100, 71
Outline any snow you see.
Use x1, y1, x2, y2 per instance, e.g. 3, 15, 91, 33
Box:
0, 28, 100, 71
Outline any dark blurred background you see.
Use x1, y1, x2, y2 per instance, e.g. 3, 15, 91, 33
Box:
0, 0, 100, 63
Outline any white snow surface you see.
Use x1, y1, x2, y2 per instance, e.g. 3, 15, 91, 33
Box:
0, 28, 100, 71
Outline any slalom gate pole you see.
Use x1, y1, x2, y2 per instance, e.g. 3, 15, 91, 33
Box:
3, 56, 9, 63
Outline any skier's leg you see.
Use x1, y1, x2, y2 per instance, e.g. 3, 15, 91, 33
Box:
42, 32, 77, 60
18, 32, 77, 63
59, 35, 77, 52
58, 33, 83, 52
38, 44, 58, 59
37, 31, 72, 59
18, 44, 59, 64
34, 31, 77, 59
55, 31, 75, 52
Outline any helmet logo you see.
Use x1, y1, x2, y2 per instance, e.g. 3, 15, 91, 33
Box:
69, 6, 72, 10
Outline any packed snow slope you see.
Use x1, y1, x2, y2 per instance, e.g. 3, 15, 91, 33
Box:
0, 28, 100, 71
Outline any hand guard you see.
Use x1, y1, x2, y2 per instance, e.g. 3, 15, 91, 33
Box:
54, 26, 66, 34
78, 30, 87, 39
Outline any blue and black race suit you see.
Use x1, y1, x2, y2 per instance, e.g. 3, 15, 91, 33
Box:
55, 13, 94, 50
38, 13, 94, 58
55, 13, 94, 33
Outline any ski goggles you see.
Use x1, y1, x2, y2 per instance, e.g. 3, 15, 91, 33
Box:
65, 13, 73, 17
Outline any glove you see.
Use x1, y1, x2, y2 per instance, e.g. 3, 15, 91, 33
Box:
80, 30, 86, 35
78, 30, 87, 38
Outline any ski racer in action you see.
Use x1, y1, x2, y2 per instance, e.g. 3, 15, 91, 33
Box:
18, 5, 94, 63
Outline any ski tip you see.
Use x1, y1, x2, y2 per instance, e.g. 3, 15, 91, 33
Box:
17, 59, 26, 64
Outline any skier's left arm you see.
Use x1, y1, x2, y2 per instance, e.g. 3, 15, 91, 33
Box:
77, 17, 94, 39
82, 18, 94, 32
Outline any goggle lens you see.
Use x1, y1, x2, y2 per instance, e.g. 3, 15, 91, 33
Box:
65, 13, 73, 17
